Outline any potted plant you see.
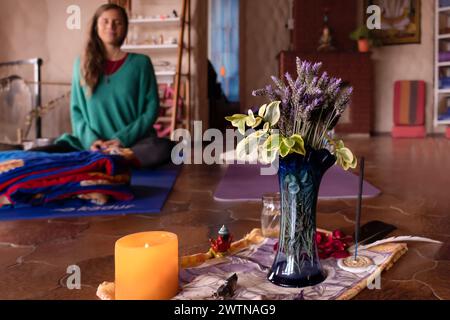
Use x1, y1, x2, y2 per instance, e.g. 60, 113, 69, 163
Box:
225, 58, 357, 288
349, 25, 378, 52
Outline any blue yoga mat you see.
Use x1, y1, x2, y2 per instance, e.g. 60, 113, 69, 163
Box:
0, 165, 182, 221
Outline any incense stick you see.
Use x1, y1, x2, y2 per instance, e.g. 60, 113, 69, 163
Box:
354, 156, 365, 260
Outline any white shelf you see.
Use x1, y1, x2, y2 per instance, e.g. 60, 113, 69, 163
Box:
156, 116, 188, 125
439, 6, 450, 12
127, 0, 191, 139
122, 44, 178, 50
129, 17, 180, 24
438, 34, 450, 39
437, 119, 450, 124
155, 70, 176, 76
436, 2, 450, 128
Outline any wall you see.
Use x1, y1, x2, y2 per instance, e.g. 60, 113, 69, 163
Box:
240, 0, 436, 134
0, 0, 207, 138
361, 0, 437, 133
293, 0, 357, 52
240, 0, 291, 111
0, 0, 436, 135
280, 51, 374, 134
0, 0, 105, 139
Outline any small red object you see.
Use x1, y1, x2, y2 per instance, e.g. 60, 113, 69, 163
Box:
209, 225, 233, 254
274, 229, 353, 260
317, 229, 353, 259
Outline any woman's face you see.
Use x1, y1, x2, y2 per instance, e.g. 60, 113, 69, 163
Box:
96, 9, 126, 47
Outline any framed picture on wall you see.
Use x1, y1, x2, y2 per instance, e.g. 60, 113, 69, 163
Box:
364, 0, 421, 45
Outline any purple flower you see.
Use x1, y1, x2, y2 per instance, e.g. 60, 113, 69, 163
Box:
250, 57, 353, 146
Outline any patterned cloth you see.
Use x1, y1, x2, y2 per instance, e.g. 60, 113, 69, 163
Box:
175, 229, 407, 300
97, 229, 408, 300
0, 151, 133, 208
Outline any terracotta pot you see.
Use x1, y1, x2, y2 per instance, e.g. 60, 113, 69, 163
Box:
358, 39, 370, 53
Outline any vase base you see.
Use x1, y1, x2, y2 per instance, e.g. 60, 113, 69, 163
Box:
267, 269, 327, 288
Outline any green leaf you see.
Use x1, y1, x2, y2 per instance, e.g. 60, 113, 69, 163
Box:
230, 119, 240, 127
226, 113, 249, 135
335, 139, 345, 149
283, 136, 295, 148
337, 147, 354, 163
279, 139, 291, 157
263, 101, 281, 126
258, 104, 267, 118
225, 114, 247, 122
245, 110, 256, 127
334, 140, 357, 170
290, 134, 305, 155
350, 155, 358, 169
236, 131, 265, 161
262, 133, 281, 151
245, 117, 256, 127
237, 120, 246, 135
260, 146, 278, 164
252, 117, 263, 129
236, 135, 256, 160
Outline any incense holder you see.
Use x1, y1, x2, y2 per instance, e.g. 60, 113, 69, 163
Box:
337, 255, 375, 273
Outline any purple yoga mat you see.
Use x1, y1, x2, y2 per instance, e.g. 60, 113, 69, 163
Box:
214, 164, 381, 201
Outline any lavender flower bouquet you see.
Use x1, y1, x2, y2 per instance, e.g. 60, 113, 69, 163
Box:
226, 57, 356, 170
225, 58, 357, 288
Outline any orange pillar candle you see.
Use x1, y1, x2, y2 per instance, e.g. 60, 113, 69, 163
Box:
115, 231, 179, 300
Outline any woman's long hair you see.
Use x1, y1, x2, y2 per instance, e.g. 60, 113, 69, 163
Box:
82, 4, 128, 93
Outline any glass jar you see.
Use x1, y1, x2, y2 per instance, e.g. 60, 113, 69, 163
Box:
261, 193, 281, 238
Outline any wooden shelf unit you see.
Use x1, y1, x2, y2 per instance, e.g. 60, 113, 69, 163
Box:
112, 0, 191, 140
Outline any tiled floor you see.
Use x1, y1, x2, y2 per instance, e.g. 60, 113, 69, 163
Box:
0, 137, 449, 300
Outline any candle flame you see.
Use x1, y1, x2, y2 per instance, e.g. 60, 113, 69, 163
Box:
145, 243, 150, 249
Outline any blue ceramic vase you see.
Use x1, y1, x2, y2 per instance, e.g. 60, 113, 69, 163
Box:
268, 148, 336, 287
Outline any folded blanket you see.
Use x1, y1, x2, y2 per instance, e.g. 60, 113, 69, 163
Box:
0, 151, 134, 208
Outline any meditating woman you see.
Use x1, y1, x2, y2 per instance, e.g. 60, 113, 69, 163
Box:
35, 3, 173, 168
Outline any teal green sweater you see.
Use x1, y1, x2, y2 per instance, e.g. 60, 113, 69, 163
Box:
57, 53, 159, 150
